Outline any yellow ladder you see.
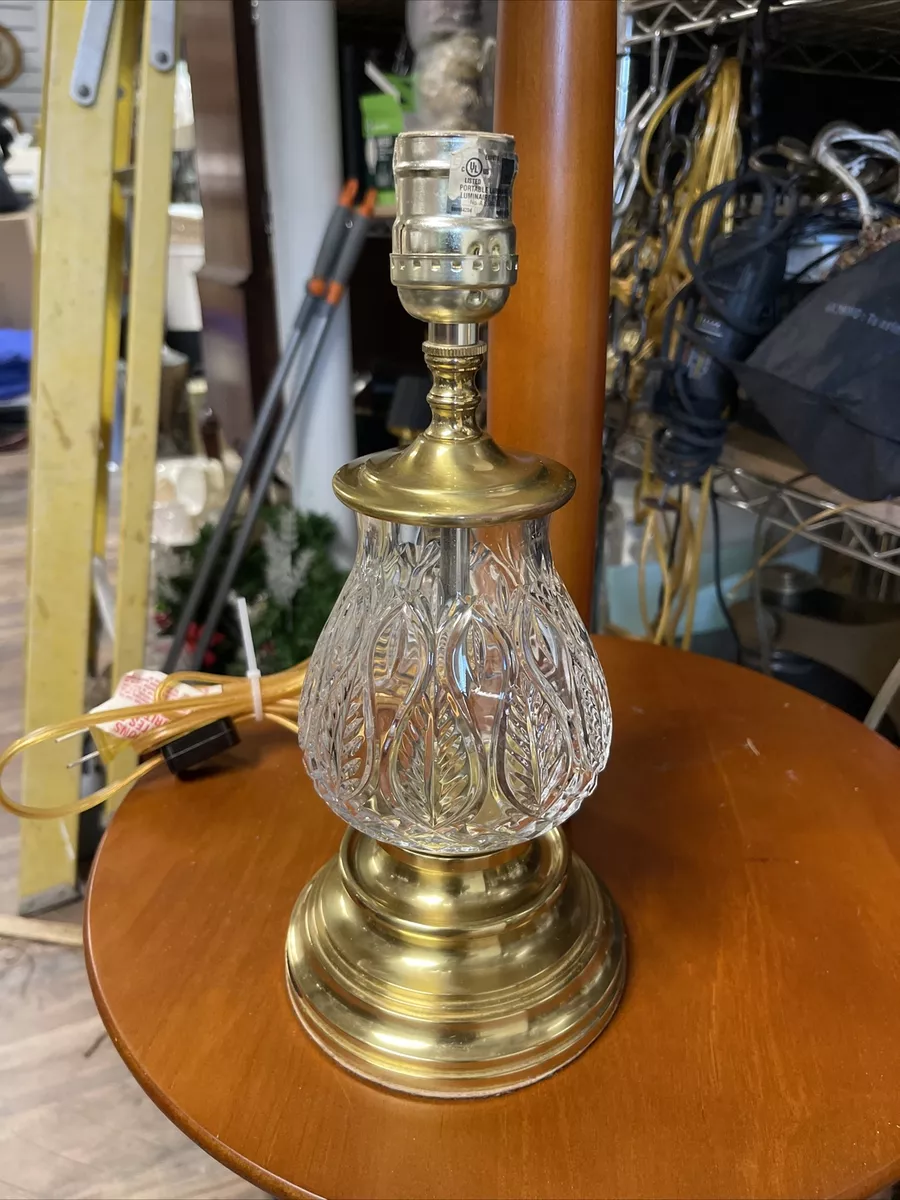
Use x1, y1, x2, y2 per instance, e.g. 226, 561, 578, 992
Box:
20, 0, 177, 912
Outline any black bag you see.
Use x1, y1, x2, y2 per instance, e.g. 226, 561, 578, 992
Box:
733, 239, 900, 501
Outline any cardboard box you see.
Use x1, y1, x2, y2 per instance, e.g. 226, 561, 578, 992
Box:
0, 208, 35, 330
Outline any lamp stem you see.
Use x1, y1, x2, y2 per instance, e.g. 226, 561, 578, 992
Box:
440, 526, 472, 600
427, 322, 480, 346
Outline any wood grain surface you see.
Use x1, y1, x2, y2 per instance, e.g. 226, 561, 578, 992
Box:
85, 639, 900, 1200
488, 0, 618, 621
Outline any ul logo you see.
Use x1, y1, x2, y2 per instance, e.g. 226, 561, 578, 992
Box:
465, 157, 484, 178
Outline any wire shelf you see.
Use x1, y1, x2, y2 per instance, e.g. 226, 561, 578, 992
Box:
614, 428, 900, 578
615, 1, 900, 573
621, 0, 900, 81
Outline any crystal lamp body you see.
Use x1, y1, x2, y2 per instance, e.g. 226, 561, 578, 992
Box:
286, 131, 625, 1099
299, 513, 611, 855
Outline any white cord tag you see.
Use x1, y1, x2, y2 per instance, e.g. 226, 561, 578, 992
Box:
233, 594, 263, 722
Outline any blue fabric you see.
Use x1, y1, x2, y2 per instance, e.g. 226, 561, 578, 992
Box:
0, 329, 31, 401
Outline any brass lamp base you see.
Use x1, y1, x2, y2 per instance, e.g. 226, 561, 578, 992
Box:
285, 827, 626, 1098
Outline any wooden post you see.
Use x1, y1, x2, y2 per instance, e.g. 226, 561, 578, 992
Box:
488, 0, 618, 623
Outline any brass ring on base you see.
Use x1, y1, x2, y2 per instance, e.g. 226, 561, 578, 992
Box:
285, 827, 626, 1098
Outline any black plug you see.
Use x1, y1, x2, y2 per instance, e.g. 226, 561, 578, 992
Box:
160, 718, 240, 778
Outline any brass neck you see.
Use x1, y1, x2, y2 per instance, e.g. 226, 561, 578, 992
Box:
422, 339, 485, 445
332, 321, 574, 526
351, 833, 557, 932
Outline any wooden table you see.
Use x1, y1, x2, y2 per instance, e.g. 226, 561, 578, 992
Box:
85, 639, 900, 1200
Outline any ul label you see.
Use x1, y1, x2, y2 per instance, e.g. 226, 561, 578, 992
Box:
449, 148, 490, 216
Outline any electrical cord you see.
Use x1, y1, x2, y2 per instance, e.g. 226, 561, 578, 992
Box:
651, 191, 880, 494
617, 74, 893, 659
811, 123, 900, 231
0, 660, 309, 820
711, 475, 853, 673
634, 173, 794, 647
611, 56, 742, 362
651, 189, 895, 558
751, 488, 780, 675
865, 655, 900, 732
680, 469, 713, 651
639, 57, 743, 352
744, 478, 812, 676
625, 58, 741, 648
652, 172, 798, 490
782, 198, 900, 286
710, 490, 743, 661
636, 475, 709, 648
728, 498, 855, 599
786, 245, 844, 283
681, 175, 797, 336
614, 49, 748, 648
744, 0, 772, 163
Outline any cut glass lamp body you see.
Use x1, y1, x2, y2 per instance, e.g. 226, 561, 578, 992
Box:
286, 130, 624, 1098
299, 513, 612, 855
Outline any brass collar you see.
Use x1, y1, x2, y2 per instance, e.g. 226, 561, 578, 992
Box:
333, 340, 575, 526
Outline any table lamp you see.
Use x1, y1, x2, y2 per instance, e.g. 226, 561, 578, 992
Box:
287, 132, 625, 1098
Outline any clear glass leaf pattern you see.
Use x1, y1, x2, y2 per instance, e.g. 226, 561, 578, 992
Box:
299, 516, 611, 854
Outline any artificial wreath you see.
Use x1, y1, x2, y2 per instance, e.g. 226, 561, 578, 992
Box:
156, 506, 347, 675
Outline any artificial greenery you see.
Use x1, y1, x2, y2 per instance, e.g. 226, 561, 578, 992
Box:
156, 506, 346, 675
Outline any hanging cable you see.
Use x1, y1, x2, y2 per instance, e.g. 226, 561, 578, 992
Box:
710, 490, 743, 661
728, 500, 855, 599
865, 656, 900, 732
635, 172, 795, 647
621, 56, 742, 647
637, 55, 743, 349
653, 172, 797, 489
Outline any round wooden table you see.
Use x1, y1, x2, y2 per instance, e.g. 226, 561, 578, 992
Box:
85, 639, 900, 1200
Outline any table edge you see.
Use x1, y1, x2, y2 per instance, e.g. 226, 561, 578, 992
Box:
82, 859, 323, 1200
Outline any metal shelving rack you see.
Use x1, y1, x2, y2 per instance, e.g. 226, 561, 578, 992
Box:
616, 0, 900, 578
614, 429, 900, 579
620, 0, 900, 81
